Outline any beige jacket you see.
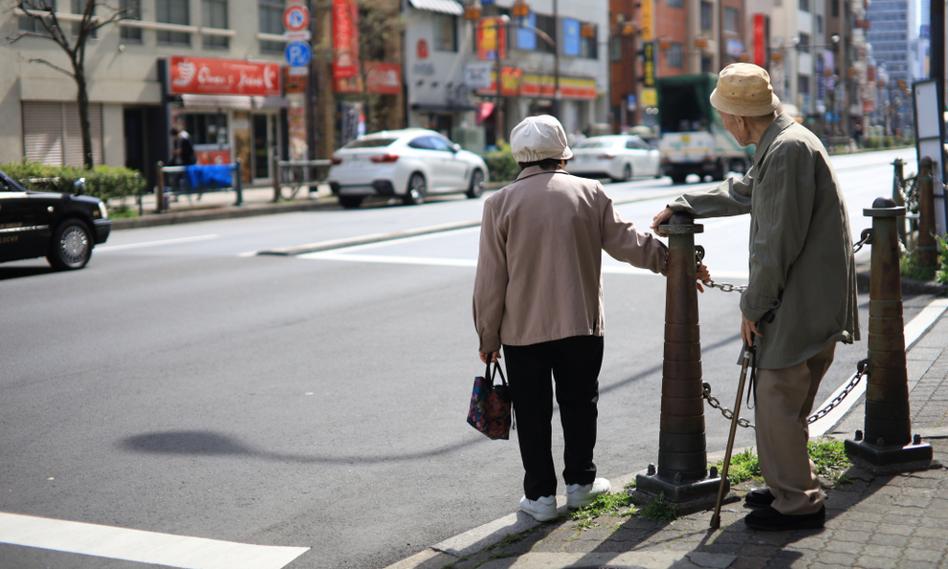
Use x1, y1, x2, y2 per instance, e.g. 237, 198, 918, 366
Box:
473, 167, 668, 352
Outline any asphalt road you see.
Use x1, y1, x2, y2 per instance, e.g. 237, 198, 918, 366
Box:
0, 147, 928, 569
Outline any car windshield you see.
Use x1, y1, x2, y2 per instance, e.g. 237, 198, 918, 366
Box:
0, 173, 22, 192
344, 138, 397, 149
576, 138, 621, 149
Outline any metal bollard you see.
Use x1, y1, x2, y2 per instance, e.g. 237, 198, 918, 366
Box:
155, 161, 166, 214
892, 159, 906, 242
272, 152, 281, 203
844, 197, 933, 471
632, 212, 724, 512
917, 157, 938, 269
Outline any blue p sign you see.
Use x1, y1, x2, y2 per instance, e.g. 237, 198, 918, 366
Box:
285, 41, 312, 67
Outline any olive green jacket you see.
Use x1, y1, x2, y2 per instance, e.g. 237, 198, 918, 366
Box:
669, 113, 859, 369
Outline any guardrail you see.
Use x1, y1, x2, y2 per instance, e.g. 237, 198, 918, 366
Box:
154, 161, 243, 213
271, 158, 332, 202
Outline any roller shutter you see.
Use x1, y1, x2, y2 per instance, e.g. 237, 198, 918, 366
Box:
22, 101, 103, 166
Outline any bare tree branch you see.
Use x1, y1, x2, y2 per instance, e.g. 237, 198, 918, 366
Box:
27, 57, 73, 77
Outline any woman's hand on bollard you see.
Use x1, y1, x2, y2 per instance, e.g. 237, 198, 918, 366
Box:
740, 315, 762, 347
479, 351, 501, 364
696, 263, 710, 293
651, 207, 674, 232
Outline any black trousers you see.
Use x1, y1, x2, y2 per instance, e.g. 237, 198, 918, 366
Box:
503, 335, 604, 500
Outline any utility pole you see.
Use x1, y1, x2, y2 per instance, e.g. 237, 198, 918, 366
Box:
552, 0, 560, 117
308, 0, 335, 159
931, 0, 945, 184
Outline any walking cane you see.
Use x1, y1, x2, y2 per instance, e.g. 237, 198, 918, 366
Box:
709, 343, 754, 530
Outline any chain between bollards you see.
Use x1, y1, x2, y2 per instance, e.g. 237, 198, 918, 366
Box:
701, 358, 870, 430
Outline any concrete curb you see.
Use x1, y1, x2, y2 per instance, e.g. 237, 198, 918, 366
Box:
111, 197, 338, 230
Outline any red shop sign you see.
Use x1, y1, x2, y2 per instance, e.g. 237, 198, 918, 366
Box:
332, 0, 360, 81
169, 56, 281, 96
365, 62, 402, 95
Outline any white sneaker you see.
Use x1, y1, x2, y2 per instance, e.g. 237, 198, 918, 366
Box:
518, 495, 558, 522
566, 477, 611, 509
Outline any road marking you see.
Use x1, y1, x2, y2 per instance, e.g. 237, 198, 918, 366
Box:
97, 234, 219, 252
810, 297, 948, 436
0, 512, 308, 569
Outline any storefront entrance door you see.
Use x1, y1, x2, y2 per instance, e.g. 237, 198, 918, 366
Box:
252, 114, 278, 181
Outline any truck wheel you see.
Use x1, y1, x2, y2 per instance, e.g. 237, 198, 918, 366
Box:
712, 160, 727, 181
729, 159, 749, 175
339, 196, 364, 209
671, 172, 688, 185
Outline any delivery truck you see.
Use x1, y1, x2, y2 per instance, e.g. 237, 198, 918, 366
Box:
657, 73, 753, 184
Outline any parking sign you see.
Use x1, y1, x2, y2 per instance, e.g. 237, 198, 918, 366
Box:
285, 41, 312, 67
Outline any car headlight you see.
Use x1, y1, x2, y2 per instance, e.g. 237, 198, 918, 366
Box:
97, 201, 109, 220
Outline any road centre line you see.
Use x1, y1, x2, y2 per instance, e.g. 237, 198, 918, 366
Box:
0, 512, 308, 569
97, 234, 219, 252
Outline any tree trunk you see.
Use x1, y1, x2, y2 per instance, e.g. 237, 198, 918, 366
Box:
75, 68, 94, 169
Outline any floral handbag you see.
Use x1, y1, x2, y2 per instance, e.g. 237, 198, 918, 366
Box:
466, 360, 513, 440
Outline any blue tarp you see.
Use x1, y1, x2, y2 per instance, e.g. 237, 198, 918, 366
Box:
185, 164, 233, 190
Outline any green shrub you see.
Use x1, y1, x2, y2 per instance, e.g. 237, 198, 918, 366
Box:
1, 162, 146, 203
901, 248, 937, 281
482, 141, 520, 184
937, 235, 948, 285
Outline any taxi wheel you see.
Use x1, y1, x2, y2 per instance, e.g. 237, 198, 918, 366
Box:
47, 219, 92, 270
403, 173, 427, 205
465, 169, 484, 198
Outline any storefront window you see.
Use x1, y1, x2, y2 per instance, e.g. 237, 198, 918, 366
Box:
433, 14, 457, 52
183, 113, 229, 146
158, 0, 191, 46
19, 0, 56, 33
202, 0, 229, 49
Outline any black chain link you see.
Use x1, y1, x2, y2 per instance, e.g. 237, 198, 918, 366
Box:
701, 359, 870, 430
852, 228, 873, 254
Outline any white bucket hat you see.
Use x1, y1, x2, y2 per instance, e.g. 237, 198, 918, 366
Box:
710, 63, 781, 117
509, 115, 574, 163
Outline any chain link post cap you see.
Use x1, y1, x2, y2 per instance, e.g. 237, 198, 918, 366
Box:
864, 197, 905, 217
657, 212, 704, 236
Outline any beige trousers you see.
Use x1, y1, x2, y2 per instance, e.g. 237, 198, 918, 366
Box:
754, 341, 836, 515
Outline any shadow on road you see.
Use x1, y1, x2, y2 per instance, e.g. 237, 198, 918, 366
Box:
0, 265, 55, 280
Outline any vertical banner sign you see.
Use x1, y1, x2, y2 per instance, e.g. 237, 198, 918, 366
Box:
640, 0, 654, 41
332, 0, 360, 80
753, 14, 766, 66
516, 12, 537, 50
642, 42, 656, 87
477, 17, 507, 61
562, 18, 581, 57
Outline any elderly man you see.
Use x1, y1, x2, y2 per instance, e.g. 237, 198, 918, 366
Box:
474, 115, 701, 522
652, 63, 858, 531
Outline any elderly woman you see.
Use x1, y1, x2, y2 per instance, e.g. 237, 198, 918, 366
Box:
473, 115, 703, 522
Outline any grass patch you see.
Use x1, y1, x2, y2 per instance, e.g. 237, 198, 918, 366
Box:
639, 493, 677, 522
713, 448, 762, 485
808, 438, 852, 484
108, 205, 139, 219
569, 491, 637, 530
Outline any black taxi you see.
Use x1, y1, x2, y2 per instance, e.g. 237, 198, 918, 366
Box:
0, 169, 111, 270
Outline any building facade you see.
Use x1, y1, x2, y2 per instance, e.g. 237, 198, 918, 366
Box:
405, 0, 610, 148
866, 0, 915, 133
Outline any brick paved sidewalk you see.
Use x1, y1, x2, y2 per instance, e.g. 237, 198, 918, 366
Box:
415, 312, 948, 569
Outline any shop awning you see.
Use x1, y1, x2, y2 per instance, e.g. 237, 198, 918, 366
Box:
408, 0, 463, 16
178, 94, 287, 110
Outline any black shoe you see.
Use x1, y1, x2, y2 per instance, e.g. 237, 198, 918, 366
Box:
744, 488, 775, 509
744, 505, 825, 531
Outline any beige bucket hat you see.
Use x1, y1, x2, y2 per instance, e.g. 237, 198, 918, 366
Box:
510, 115, 574, 163
710, 63, 781, 117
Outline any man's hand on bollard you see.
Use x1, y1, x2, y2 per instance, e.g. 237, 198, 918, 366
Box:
479, 351, 501, 364
696, 263, 710, 293
651, 206, 674, 232
740, 315, 762, 347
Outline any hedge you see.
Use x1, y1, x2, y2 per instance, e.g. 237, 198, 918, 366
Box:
1, 162, 146, 202
482, 142, 520, 184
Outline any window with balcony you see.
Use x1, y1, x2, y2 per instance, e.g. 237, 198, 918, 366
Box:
119, 0, 142, 42
724, 7, 739, 33
700, 1, 712, 32
800, 0, 810, 12
798, 32, 810, 53
157, 0, 190, 46
19, 0, 56, 33
667, 43, 683, 68
258, 0, 283, 53
202, 0, 228, 49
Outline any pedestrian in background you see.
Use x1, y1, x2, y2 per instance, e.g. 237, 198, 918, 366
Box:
652, 63, 858, 531
473, 115, 708, 522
